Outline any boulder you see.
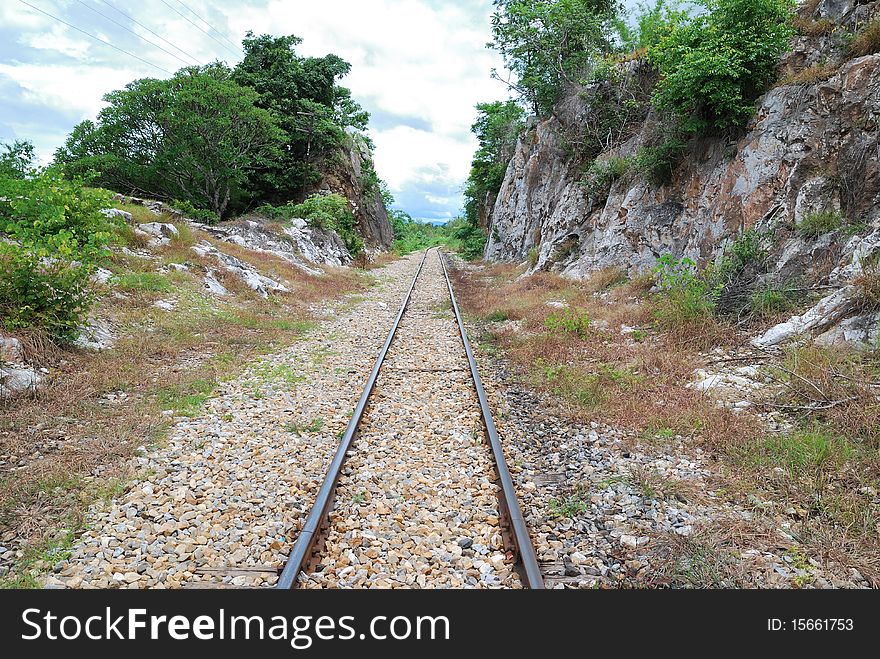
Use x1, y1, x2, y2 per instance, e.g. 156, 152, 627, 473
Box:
101, 208, 133, 223
138, 223, 179, 248
192, 242, 288, 299
0, 336, 23, 363
0, 365, 42, 398
74, 319, 116, 352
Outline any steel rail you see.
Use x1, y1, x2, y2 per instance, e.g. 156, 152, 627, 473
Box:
439, 253, 545, 589
277, 250, 430, 589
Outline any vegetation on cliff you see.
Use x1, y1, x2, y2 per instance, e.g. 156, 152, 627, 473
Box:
55, 33, 371, 220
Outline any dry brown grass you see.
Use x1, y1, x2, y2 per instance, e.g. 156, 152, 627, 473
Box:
453, 262, 756, 447
850, 19, 880, 58
771, 344, 880, 446
793, 17, 836, 37
774, 62, 839, 88
455, 260, 880, 585
798, 0, 820, 19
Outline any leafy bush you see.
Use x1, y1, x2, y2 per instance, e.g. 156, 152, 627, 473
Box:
0, 244, 93, 343
649, 0, 796, 133
450, 220, 488, 261
171, 199, 220, 225
615, 0, 693, 52
0, 164, 118, 342
545, 308, 593, 338
635, 136, 688, 184
1, 168, 116, 263
797, 210, 843, 238
850, 19, 880, 58
653, 255, 717, 325
268, 193, 364, 257
582, 155, 634, 197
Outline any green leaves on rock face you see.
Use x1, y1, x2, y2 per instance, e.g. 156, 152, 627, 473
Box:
262, 194, 364, 258
648, 0, 797, 134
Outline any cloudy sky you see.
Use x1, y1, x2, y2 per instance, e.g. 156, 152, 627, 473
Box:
0, 0, 518, 222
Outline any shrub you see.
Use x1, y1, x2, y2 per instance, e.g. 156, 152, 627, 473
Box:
0, 244, 93, 343
269, 194, 364, 258
171, 199, 220, 225
0, 166, 118, 343
616, 0, 693, 52
653, 255, 717, 325
545, 308, 593, 338
582, 155, 634, 197
635, 137, 688, 184
797, 210, 843, 238
451, 220, 487, 261
850, 19, 880, 58
649, 0, 796, 133
0, 168, 117, 263
750, 282, 794, 318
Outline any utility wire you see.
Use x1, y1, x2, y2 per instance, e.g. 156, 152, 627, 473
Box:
95, 0, 202, 66
16, 0, 173, 75
158, 0, 241, 59
75, 0, 195, 68
171, 0, 241, 53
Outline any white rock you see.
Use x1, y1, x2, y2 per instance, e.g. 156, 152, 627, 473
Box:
101, 208, 133, 223
192, 241, 288, 298
0, 365, 42, 398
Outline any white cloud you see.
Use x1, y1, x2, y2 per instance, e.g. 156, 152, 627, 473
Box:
0, 62, 139, 119
1, 0, 512, 218
21, 24, 92, 58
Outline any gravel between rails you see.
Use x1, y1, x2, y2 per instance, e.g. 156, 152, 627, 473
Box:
53, 250, 521, 590
300, 250, 521, 589
53, 254, 425, 589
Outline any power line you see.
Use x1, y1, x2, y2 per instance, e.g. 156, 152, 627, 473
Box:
95, 0, 202, 66
75, 0, 196, 68
16, 0, 173, 75
171, 0, 241, 53
158, 0, 241, 59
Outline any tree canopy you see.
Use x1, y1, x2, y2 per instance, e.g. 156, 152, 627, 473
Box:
55, 33, 370, 219
490, 0, 618, 116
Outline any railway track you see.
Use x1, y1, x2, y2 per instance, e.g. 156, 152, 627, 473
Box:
277, 248, 543, 589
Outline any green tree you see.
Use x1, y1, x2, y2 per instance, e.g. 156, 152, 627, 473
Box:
490, 0, 617, 115
56, 66, 284, 218
0, 140, 35, 179
232, 33, 369, 204
463, 100, 525, 227
649, 0, 796, 133
614, 0, 692, 52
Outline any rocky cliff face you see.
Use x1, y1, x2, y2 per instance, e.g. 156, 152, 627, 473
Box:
486, 0, 880, 347
310, 133, 394, 251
